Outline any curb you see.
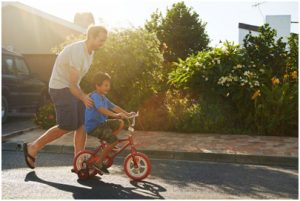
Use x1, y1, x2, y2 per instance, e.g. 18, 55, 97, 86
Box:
2, 141, 298, 168
2, 127, 39, 141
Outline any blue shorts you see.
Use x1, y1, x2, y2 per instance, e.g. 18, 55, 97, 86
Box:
49, 88, 85, 131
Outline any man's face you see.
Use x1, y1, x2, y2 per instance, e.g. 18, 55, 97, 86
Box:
91, 33, 107, 50
96, 80, 110, 94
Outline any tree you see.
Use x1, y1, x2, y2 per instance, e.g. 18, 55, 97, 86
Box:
145, 1, 210, 62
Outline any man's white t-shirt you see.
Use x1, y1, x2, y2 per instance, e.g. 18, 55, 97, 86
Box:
49, 40, 94, 89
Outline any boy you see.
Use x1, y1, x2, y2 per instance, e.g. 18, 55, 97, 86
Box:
85, 72, 134, 174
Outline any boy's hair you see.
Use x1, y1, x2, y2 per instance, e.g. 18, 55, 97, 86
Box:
87, 25, 107, 40
93, 72, 111, 86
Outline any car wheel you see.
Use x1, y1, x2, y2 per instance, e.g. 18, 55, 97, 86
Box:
2, 97, 8, 123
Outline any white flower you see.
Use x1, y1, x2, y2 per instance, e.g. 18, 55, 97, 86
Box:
217, 76, 226, 86
205, 77, 209, 81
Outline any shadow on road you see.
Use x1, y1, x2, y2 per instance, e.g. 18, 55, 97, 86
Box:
130, 180, 167, 199
153, 161, 298, 198
25, 171, 165, 199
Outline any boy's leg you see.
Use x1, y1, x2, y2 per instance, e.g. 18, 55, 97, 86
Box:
26, 125, 69, 167
112, 119, 124, 135
94, 119, 124, 169
96, 141, 119, 164
74, 124, 87, 156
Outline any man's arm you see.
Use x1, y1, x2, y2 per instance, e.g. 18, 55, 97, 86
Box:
69, 66, 93, 108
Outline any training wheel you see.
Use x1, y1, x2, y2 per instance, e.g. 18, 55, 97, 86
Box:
73, 150, 98, 179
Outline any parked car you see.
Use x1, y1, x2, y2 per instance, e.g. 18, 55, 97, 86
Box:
2, 48, 48, 122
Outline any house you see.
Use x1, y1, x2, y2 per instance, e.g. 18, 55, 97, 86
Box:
2, 2, 86, 82
238, 15, 295, 46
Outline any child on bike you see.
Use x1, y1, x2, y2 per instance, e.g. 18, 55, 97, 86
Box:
85, 71, 134, 174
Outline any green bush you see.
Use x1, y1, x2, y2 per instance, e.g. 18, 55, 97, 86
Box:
34, 103, 56, 129
168, 24, 298, 136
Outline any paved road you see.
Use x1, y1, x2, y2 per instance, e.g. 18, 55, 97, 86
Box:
2, 117, 36, 135
2, 150, 298, 199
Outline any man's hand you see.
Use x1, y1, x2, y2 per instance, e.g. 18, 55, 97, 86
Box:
82, 94, 93, 108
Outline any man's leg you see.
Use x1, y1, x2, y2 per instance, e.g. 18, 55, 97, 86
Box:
74, 125, 87, 156
26, 125, 69, 167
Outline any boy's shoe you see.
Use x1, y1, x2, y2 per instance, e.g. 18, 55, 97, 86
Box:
93, 163, 110, 174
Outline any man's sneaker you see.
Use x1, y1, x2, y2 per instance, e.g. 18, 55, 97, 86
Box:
93, 163, 110, 174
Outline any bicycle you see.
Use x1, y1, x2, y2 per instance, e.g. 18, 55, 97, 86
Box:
73, 112, 152, 181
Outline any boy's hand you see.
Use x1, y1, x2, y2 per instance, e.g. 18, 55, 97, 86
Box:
115, 113, 128, 119
128, 112, 136, 117
82, 94, 93, 108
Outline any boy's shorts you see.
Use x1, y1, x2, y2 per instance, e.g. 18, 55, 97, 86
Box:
49, 88, 85, 131
88, 119, 121, 144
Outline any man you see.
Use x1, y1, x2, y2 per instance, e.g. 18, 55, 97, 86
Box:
23, 25, 108, 169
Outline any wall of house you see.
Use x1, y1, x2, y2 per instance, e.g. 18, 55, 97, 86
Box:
2, 5, 84, 83
238, 29, 259, 45
2, 5, 83, 54
266, 15, 291, 44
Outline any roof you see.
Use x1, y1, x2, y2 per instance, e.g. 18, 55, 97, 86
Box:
238, 23, 259, 32
2, 1, 86, 34
2, 47, 23, 57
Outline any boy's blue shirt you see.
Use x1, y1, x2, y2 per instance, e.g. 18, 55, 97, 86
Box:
85, 91, 116, 133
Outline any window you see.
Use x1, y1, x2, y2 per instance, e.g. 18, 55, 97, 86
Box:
2, 55, 15, 74
15, 58, 30, 75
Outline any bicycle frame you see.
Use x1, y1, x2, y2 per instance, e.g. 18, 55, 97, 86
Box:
87, 112, 139, 167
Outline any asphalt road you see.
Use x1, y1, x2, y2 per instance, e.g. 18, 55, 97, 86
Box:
2, 150, 298, 199
2, 117, 36, 135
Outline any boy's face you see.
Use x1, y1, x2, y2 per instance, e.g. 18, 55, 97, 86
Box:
96, 80, 110, 94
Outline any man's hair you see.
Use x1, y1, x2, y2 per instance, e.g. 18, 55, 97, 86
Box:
93, 72, 111, 86
87, 25, 107, 40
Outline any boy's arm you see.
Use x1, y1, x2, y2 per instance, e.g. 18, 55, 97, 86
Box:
97, 107, 126, 118
111, 106, 130, 116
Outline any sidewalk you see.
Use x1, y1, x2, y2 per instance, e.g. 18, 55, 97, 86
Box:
2, 128, 298, 167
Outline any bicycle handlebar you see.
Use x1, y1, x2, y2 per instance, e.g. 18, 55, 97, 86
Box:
127, 111, 139, 128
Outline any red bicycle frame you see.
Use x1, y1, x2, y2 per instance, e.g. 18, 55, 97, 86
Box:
86, 112, 140, 168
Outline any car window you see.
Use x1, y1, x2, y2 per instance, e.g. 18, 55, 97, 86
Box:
2, 55, 15, 75
15, 57, 30, 75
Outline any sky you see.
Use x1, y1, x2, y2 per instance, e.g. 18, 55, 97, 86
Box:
6, 0, 299, 46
